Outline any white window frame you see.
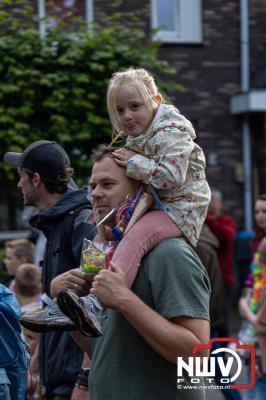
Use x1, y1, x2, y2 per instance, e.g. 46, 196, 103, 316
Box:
151, 0, 202, 44
38, 0, 94, 40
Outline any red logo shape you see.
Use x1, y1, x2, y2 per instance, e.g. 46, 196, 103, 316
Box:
193, 337, 256, 389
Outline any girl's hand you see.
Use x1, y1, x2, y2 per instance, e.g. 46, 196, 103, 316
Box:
112, 148, 137, 168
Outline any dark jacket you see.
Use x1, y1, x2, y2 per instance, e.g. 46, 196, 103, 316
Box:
30, 188, 96, 398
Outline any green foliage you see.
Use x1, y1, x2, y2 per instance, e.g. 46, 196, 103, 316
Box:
0, 0, 182, 184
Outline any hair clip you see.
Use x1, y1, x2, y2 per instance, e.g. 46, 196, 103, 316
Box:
109, 130, 124, 147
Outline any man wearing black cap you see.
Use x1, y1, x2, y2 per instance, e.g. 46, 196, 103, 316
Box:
4, 140, 96, 399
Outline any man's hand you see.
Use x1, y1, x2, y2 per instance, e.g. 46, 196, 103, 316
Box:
91, 264, 210, 363
90, 262, 130, 309
71, 386, 90, 400
50, 268, 95, 297
112, 148, 137, 168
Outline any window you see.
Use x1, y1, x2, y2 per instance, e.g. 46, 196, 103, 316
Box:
38, 0, 94, 40
151, 0, 202, 44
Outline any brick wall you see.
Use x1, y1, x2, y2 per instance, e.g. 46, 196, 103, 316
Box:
159, 1, 242, 221
93, 0, 266, 228
29, 0, 266, 227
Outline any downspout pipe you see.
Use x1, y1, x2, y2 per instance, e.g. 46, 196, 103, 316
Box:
38, 0, 46, 41
240, 0, 253, 231
86, 0, 94, 30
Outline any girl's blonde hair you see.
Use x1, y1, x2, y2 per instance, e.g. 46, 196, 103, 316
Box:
107, 67, 163, 133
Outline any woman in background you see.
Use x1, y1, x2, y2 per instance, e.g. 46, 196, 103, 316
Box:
251, 194, 266, 256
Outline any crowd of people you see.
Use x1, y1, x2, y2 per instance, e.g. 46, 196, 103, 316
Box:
0, 67, 265, 400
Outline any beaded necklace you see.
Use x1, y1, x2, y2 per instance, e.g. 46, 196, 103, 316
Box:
245, 253, 266, 313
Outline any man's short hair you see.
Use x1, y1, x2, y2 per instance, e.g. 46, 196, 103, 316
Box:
91, 145, 116, 164
15, 263, 42, 297
4, 140, 74, 194
5, 239, 35, 263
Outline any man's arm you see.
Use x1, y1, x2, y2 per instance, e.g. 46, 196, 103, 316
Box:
70, 331, 92, 357
239, 295, 257, 325
91, 263, 210, 364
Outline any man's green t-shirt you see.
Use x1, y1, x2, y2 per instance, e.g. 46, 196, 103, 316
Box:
90, 238, 210, 400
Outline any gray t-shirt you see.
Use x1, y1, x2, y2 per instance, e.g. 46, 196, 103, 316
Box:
90, 238, 210, 400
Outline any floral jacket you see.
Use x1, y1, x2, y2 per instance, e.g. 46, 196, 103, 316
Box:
126, 103, 211, 247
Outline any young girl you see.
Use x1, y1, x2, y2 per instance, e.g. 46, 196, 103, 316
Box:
250, 194, 266, 256
108, 67, 210, 248
57, 67, 211, 337
102, 66, 211, 279
239, 238, 266, 400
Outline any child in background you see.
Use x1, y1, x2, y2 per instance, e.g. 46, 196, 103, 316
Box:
14, 264, 42, 400
14, 263, 42, 312
57, 67, 210, 337
4, 239, 35, 292
239, 237, 266, 400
